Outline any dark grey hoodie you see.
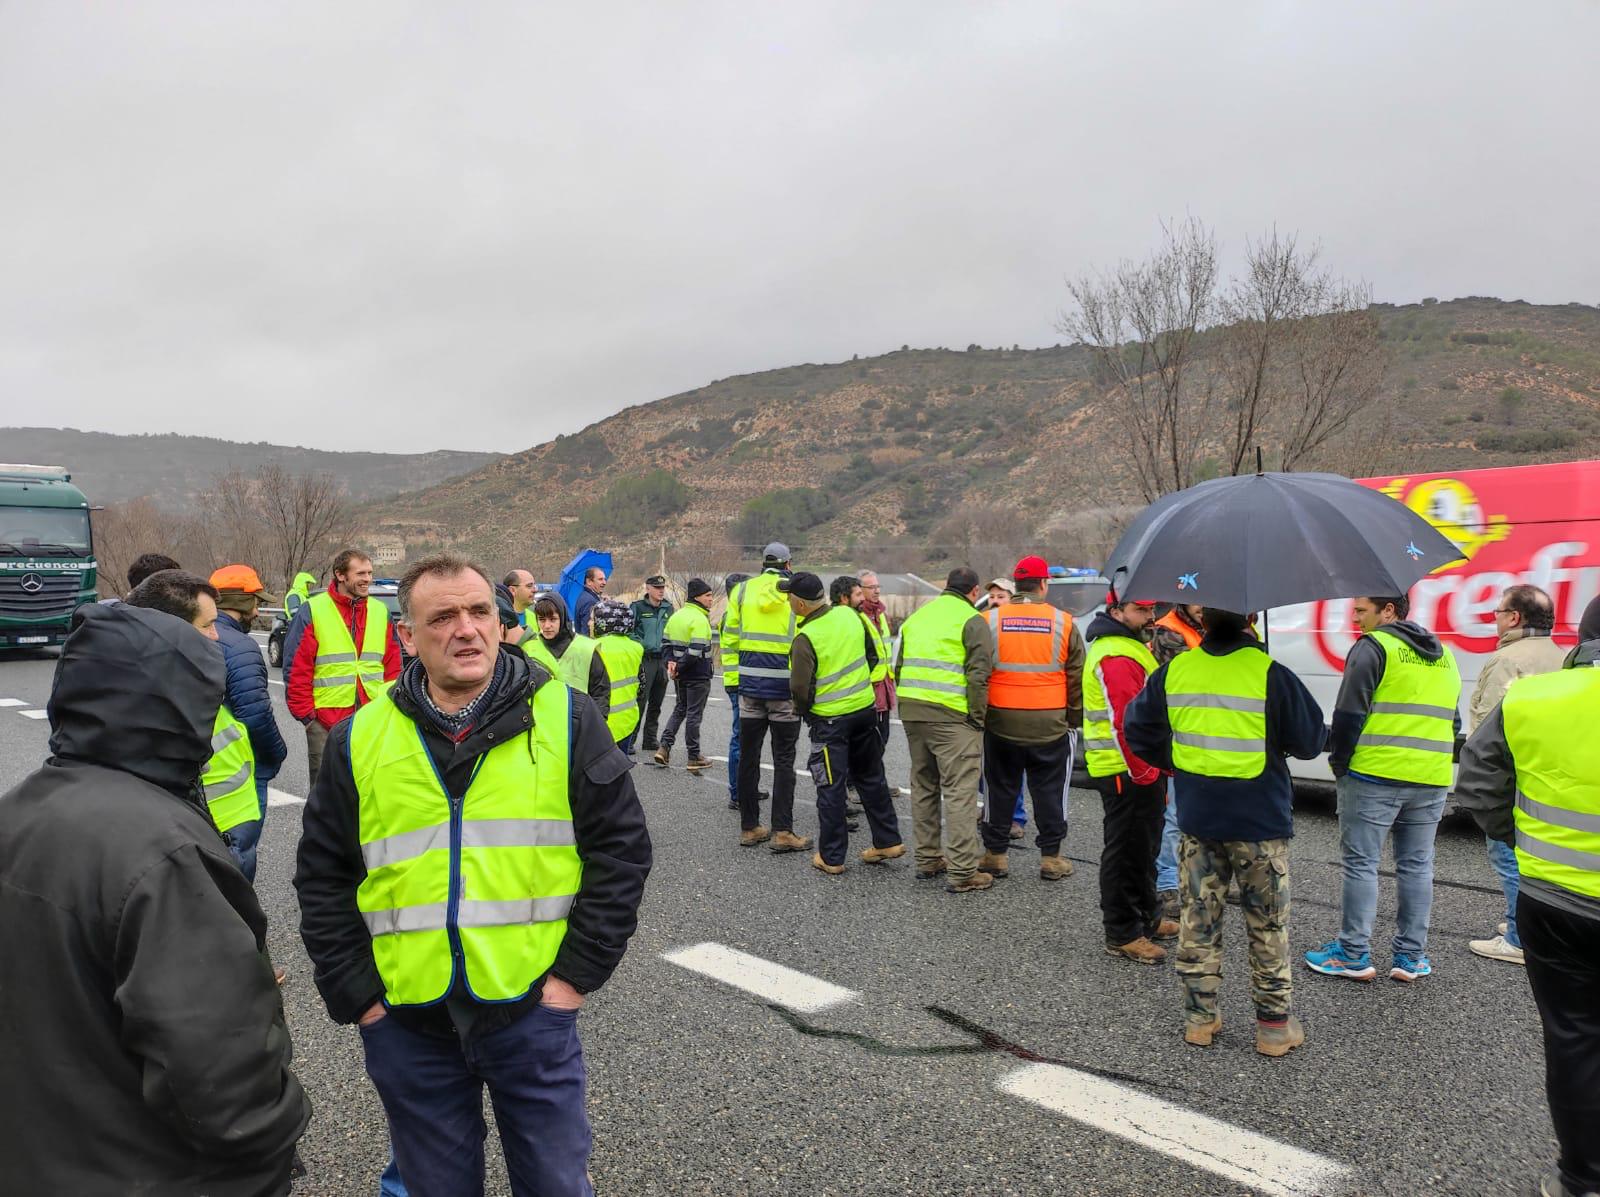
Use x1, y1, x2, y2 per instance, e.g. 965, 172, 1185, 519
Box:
0, 603, 310, 1196
1328, 618, 1462, 779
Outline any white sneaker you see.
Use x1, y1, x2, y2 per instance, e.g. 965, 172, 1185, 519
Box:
1498, 921, 1508, 936
1469, 934, 1525, 966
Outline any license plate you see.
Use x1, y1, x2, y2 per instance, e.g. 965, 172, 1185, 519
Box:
15, 636, 48, 644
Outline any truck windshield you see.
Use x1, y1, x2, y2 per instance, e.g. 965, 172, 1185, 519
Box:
0, 508, 93, 556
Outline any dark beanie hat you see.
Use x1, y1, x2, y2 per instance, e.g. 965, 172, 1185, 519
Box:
686, 577, 713, 601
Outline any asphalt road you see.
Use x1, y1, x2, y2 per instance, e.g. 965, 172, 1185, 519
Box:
0, 644, 1556, 1196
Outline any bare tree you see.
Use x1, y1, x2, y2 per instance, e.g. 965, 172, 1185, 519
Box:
91, 498, 193, 597
257, 465, 350, 588
1058, 218, 1220, 501
929, 502, 1036, 582
1276, 301, 1386, 470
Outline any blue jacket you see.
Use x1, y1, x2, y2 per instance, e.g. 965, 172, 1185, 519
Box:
215, 610, 288, 783
572, 587, 602, 639
1123, 633, 1325, 842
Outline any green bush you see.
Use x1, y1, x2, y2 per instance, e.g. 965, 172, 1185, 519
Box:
547, 430, 614, 470
578, 469, 691, 538
1475, 429, 1577, 453
733, 487, 835, 547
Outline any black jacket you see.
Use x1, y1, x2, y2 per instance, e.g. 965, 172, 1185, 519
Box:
537, 591, 611, 716
1124, 632, 1326, 842
294, 645, 651, 1041
0, 604, 309, 1196
1327, 619, 1461, 779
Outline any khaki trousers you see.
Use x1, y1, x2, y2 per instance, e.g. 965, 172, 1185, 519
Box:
904, 720, 983, 880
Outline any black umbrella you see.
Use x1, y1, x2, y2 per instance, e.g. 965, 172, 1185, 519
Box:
1101, 471, 1465, 613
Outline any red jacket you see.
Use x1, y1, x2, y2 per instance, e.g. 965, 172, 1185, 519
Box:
1098, 652, 1161, 786
286, 585, 402, 729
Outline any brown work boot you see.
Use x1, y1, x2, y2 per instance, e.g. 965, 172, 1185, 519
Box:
1106, 937, 1167, 965
1158, 888, 1180, 921
768, 830, 813, 854
1039, 855, 1074, 881
977, 852, 1010, 878
811, 852, 845, 876
1256, 1014, 1305, 1057
1184, 1011, 1222, 1047
739, 825, 771, 847
685, 755, 712, 772
1008, 820, 1025, 840
273, 966, 287, 987
860, 843, 906, 865
915, 857, 947, 880
945, 871, 994, 894
652, 746, 670, 768
1150, 918, 1180, 942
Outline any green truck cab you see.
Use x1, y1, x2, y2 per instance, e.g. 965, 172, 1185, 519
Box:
0, 464, 99, 649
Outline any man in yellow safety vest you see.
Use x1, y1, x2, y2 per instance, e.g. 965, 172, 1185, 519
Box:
1456, 639, 1600, 1197
294, 553, 650, 1194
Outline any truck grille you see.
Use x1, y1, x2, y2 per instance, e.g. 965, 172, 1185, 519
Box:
0, 572, 82, 620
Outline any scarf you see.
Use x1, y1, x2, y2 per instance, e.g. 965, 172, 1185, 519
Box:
402, 649, 509, 741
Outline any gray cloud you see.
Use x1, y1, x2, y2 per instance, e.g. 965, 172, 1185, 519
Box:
1, 1, 1596, 452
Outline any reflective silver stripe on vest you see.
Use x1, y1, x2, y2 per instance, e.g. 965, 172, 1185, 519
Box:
1084, 708, 1110, 722
1516, 829, 1600, 873
210, 724, 245, 754
314, 675, 359, 688
204, 762, 252, 799
817, 658, 868, 687
611, 680, 639, 695
362, 894, 576, 937
610, 698, 639, 714
993, 661, 1063, 674
739, 665, 791, 679
742, 630, 792, 645
1168, 693, 1268, 713
361, 817, 577, 872
903, 657, 964, 673
1517, 792, 1600, 835
1172, 730, 1266, 753
1370, 701, 1456, 720
905, 678, 965, 695
1083, 737, 1118, 752
315, 652, 359, 665
823, 678, 872, 703
1354, 732, 1453, 754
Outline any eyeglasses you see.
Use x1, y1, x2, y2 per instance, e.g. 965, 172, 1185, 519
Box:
1493, 607, 1513, 615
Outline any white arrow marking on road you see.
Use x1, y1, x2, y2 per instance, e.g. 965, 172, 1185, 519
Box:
267, 788, 306, 807
998, 1063, 1352, 1197
0, 698, 26, 706
19, 709, 48, 720
662, 943, 857, 1013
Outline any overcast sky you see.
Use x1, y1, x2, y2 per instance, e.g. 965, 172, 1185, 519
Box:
1, 2, 1596, 454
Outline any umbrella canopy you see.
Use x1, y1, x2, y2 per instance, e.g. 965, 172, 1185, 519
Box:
1102, 471, 1465, 613
557, 548, 612, 616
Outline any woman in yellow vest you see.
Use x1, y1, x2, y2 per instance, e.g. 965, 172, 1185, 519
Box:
1310, 593, 1462, 984
524, 591, 610, 718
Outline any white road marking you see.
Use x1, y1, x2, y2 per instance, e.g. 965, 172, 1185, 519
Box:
704, 753, 808, 779
267, 788, 306, 807
0, 698, 26, 707
268, 678, 284, 687
19, 709, 48, 720
998, 1063, 1352, 1197
663, 943, 857, 1013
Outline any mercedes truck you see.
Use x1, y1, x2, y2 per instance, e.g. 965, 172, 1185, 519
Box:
0, 464, 99, 650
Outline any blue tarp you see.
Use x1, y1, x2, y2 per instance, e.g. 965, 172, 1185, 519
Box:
557, 548, 611, 617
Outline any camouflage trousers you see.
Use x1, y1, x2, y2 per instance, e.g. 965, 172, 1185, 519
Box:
1175, 835, 1292, 1022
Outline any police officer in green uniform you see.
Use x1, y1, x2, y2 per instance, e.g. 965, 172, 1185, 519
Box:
1457, 640, 1600, 1197
784, 572, 905, 875
295, 554, 650, 1196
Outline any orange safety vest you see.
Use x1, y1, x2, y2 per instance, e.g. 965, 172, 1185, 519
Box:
1156, 609, 1203, 651
985, 600, 1073, 711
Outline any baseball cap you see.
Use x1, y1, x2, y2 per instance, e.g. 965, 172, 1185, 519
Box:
1106, 589, 1155, 608
988, 577, 1016, 595
1013, 555, 1050, 582
209, 564, 275, 602
776, 571, 824, 601
645, 575, 667, 587
763, 541, 792, 562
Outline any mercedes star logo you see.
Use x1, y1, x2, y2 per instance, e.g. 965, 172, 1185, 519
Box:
19, 574, 44, 593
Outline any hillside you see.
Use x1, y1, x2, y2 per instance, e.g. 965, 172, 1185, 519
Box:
362, 297, 1600, 579
1, 427, 501, 507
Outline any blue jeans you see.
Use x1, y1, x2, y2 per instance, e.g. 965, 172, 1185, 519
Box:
1336, 774, 1447, 959
379, 1150, 408, 1196
1486, 835, 1522, 948
1012, 791, 1027, 827
1155, 777, 1180, 892
727, 687, 741, 801
226, 777, 269, 883
360, 1006, 592, 1197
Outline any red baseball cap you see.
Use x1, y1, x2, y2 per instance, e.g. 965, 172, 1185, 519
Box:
1013, 555, 1051, 582
1105, 589, 1156, 608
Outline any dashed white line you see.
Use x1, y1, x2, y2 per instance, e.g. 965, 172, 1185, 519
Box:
0, 698, 26, 707
19, 709, 48, 720
998, 1063, 1351, 1197
662, 943, 857, 1013
267, 788, 305, 807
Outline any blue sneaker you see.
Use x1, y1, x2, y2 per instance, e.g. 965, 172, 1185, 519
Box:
1390, 952, 1433, 982
1303, 940, 1377, 981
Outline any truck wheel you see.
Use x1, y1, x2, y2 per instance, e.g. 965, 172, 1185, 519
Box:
268, 638, 282, 667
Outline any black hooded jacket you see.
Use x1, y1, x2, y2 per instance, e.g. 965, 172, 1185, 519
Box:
294, 644, 650, 1042
0, 604, 310, 1197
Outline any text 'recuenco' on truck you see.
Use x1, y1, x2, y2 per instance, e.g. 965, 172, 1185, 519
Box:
0, 464, 99, 650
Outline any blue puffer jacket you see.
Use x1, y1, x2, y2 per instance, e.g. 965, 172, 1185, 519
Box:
215, 610, 288, 783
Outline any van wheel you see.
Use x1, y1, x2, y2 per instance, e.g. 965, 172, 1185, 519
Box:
268, 639, 282, 667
